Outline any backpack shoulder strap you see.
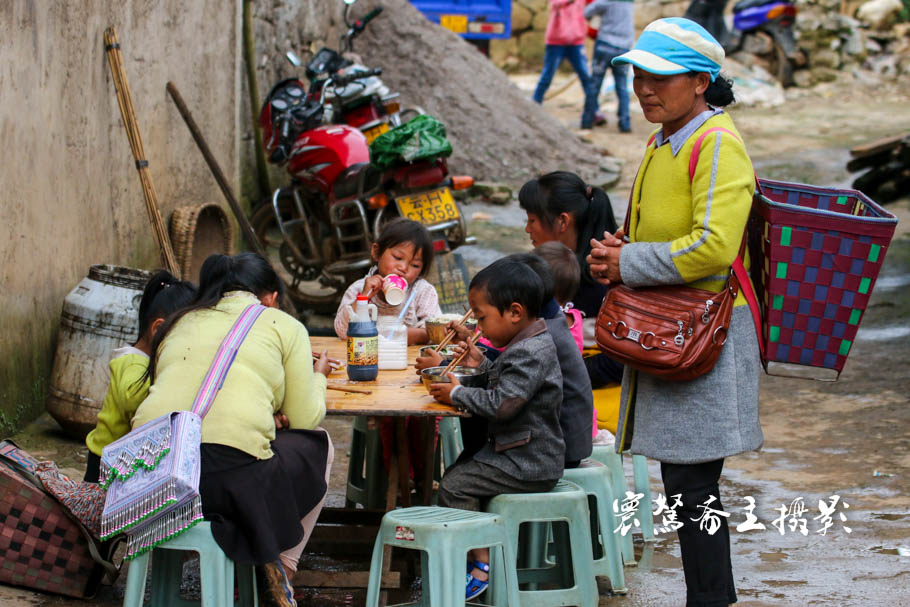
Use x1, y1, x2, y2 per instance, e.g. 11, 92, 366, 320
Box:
688, 125, 766, 358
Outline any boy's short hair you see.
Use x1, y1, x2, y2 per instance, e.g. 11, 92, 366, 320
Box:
470, 259, 544, 319
533, 242, 580, 305
503, 253, 554, 304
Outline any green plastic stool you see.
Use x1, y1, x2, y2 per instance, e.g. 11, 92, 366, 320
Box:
437, 417, 463, 470
346, 416, 388, 509
365, 506, 520, 607
590, 445, 656, 556
485, 480, 599, 607
562, 459, 628, 594
122, 521, 258, 607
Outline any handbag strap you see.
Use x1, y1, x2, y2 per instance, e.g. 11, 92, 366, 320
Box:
190, 303, 266, 418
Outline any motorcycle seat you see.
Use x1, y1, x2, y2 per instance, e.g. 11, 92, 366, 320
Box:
733, 0, 781, 12
333, 162, 381, 201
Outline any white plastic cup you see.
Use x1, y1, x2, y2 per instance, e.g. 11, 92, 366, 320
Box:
382, 275, 408, 306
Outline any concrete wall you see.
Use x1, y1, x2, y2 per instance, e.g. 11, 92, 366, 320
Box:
0, 1, 242, 433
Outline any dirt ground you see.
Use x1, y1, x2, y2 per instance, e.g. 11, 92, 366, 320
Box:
4, 73, 910, 606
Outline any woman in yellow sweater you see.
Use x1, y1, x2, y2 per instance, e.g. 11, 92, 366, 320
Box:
132, 253, 331, 607
588, 18, 762, 607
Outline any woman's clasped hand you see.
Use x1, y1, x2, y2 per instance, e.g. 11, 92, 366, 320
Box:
586, 228, 626, 285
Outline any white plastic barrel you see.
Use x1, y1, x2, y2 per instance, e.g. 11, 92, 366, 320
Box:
46, 265, 151, 439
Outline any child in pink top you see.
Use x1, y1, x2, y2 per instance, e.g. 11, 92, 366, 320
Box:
532, 0, 596, 128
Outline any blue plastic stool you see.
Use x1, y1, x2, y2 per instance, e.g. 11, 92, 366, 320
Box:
485, 480, 599, 607
562, 459, 628, 594
346, 416, 388, 509
590, 445, 656, 557
365, 506, 520, 607
122, 521, 257, 607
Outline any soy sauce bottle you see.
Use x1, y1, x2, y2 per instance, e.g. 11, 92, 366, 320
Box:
345, 295, 378, 381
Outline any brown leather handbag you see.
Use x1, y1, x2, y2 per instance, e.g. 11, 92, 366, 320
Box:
594, 252, 743, 381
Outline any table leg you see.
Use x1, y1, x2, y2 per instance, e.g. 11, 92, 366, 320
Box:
380, 420, 400, 607
395, 417, 411, 508
420, 417, 436, 506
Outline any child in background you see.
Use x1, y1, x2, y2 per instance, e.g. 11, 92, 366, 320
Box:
334, 218, 441, 345
534, 241, 584, 353
83, 270, 196, 483
429, 259, 565, 600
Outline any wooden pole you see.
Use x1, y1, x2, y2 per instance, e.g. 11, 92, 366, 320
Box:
103, 28, 179, 275
165, 81, 297, 315
242, 0, 271, 199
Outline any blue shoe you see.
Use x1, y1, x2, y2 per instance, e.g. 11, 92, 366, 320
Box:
465, 560, 489, 601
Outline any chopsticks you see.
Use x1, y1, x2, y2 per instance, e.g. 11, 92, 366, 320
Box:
434, 309, 474, 353
313, 352, 344, 370
327, 384, 373, 394
441, 332, 482, 376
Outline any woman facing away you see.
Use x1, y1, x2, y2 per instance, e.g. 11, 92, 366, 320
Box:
587, 18, 763, 607
131, 252, 333, 607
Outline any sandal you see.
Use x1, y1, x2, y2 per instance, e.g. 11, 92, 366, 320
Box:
465, 560, 490, 601
263, 560, 297, 607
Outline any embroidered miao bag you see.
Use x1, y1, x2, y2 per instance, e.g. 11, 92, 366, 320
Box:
99, 303, 265, 559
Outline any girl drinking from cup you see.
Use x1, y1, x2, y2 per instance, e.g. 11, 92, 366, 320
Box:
334, 218, 441, 345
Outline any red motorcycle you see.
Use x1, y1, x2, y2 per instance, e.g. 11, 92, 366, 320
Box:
251, 70, 473, 314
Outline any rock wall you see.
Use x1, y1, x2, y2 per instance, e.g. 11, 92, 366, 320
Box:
0, 2, 241, 433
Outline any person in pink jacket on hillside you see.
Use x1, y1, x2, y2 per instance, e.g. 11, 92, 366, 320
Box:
532, 0, 599, 128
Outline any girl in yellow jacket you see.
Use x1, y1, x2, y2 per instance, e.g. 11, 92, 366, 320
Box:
83, 270, 196, 483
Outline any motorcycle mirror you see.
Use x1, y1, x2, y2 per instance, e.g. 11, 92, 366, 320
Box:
286, 51, 302, 67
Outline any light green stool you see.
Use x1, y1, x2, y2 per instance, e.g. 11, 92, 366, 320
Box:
346, 416, 388, 509
365, 506, 520, 607
485, 480, 599, 607
562, 459, 628, 594
437, 417, 463, 470
590, 445, 656, 560
122, 521, 257, 607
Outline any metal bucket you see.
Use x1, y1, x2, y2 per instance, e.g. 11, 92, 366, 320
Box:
46, 265, 151, 439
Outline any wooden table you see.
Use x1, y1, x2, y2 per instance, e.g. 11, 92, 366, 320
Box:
307, 337, 467, 596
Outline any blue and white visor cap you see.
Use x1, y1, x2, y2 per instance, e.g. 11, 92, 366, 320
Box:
612, 18, 725, 82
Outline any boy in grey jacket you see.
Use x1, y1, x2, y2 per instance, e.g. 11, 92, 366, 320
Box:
429, 259, 564, 601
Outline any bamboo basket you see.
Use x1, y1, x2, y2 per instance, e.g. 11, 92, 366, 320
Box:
169, 202, 234, 281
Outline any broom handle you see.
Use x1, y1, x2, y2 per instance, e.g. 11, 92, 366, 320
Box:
165, 81, 297, 316
104, 28, 179, 275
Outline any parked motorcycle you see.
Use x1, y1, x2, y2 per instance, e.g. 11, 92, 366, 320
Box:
685, 0, 804, 86
252, 32, 473, 314
295, 1, 404, 144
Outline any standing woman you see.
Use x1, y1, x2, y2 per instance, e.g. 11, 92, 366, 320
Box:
519, 170, 623, 387
587, 18, 762, 606
132, 253, 333, 607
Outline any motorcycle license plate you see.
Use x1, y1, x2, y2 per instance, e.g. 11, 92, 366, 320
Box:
395, 188, 460, 225
440, 15, 468, 34
364, 123, 389, 144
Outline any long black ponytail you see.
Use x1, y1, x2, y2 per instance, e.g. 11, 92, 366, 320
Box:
145, 253, 282, 383
518, 170, 618, 286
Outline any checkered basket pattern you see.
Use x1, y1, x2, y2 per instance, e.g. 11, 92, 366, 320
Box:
749, 179, 898, 380
0, 464, 104, 598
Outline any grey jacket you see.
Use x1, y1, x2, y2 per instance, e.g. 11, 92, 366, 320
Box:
615, 250, 763, 464
546, 314, 593, 464
453, 319, 566, 481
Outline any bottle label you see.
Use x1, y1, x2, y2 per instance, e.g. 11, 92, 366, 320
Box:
348, 336, 378, 366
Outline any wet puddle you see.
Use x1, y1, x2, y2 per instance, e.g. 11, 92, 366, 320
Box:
856, 325, 910, 341
874, 274, 910, 290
